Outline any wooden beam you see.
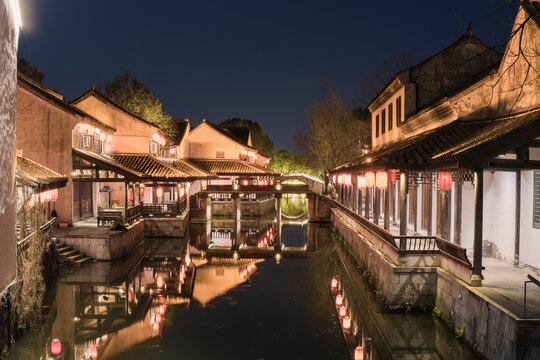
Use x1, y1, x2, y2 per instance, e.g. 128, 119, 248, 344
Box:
471, 168, 483, 287
514, 170, 521, 267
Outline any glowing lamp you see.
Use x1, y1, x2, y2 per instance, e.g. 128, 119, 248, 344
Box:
357, 175, 366, 189
332, 175, 337, 184
438, 171, 452, 191
335, 294, 343, 306
128, 290, 134, 302
51, 338, 62, 355
344, 174, 352, 185
343, 315, 351, 329
159, 304, 166, 314
156, 276, 164, 288
331, 278, 338, 289
91, 344, 98, 359
365, 172, 375, 187
101, 334, 108, 342
337, 175, 343, 184
339, 305, 347, 317
376, 172, 388, 189
156, 188, 163, 197
156, 313, 162, 323
153, 322, 159, 331
354, 346, 364, 360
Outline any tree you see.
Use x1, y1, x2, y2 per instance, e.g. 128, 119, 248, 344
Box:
18, 58, 44, 84
269, 150, 295, 173
219, 118, 274, 156
101, 72, 177, 138
293, 84, 370, 192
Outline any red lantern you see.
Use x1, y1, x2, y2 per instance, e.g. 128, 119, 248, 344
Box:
335, 294, 343, 306
339, 305, 347, 317
153, 322, 160, 331
156, 276, 164, 288
51, 189, 58, 201
332, 175, 337, 184
365, 172, 375, 187
337, 175, 343, 184
388, 169, 399, 183
331, 278, 338, 289
438, 171, 452, 191
376, 172, 388, 189
51, 338, 62, 355
156, 188, 163, 198
354, 346, 365, 360
91, 343, 98, 359
343, 315, 351, 329
344, 174, 352, 185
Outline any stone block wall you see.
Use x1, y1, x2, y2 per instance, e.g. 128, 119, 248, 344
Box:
144, 214, 189, 238
211, 199, 275, 218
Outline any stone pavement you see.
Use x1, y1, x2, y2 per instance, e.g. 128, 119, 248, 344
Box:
478, 257, 540, 319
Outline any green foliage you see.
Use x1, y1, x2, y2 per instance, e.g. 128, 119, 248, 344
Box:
280, 195, 308, 217
17, 58, 44, 84
101, 72, 177, 138
433, 306, 464, 338
219, 118, 274, 156
269, 150, 319, 176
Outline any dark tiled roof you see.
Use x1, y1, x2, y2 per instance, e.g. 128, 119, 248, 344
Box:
73, 149, 144, 178
111, 154, 193, 180
224, 127, 250, 145
164, 159, 215, 178
170, 119, 189, 145
189, 159, 276, 175
16, 155, 68, 188
333, 121, 489, 172
334, 108, 540, 173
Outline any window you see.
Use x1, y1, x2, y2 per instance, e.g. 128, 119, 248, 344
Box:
82, 135, 93, 149
160, 149, 168, 158
93, 140, 103, 153
381, 109, 386, 135
396, 96, 402, 124
149, 140, 158, 154
534, 171, 540, 228
216, 151, 225, 158
388, 103, 393, 131
375, 115, 380, 138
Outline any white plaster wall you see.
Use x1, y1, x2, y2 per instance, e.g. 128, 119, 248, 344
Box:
0, 0, 19, 294
371, 87, 405, 150
519, 171, 540, 269
484, 171, 517, 262
461, 182, 475, 252
189, 123, 245, 159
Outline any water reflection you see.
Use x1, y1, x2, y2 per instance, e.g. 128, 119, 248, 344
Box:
281, 194, 308, 218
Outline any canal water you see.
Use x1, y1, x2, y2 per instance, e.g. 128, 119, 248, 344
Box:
8, 220, 479, 359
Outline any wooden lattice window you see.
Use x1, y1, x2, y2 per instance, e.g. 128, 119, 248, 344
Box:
396, 96, 402, 123
534, 171, 540, 228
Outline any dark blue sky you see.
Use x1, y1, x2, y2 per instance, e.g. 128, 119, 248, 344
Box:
18, 0, 511, 151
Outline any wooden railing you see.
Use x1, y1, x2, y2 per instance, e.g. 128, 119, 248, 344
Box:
142, 198, 187, 218
331, 198, 472, 269
125, 204, 142, 224
17, 217, 56, 253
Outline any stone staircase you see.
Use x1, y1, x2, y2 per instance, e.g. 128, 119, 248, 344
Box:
56, 242, 92, 266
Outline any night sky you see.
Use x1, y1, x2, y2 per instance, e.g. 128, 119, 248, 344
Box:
17, 0, 511, 151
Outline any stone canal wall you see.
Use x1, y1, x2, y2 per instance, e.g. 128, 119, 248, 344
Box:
211, 198, 276, 218
144, 213, 189, 238
331, 208, 438, 307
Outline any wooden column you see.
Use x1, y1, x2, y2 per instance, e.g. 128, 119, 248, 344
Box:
471, 168, 484, 287
399, 172, 408, 237
392, 182, 397, 225
514, 170, 521, 267
454, 183, 462, 245
372, 188, 378, 225
441, 189, 451, 241
365, 188, 370, 220
124, 182, 128, 222
427, 177, 433, 236
358, 189, 363, 216
384, 187, 390, 230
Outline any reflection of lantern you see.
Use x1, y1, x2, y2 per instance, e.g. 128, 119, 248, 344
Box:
339, 305, 347, 317
357, 175, 366, 189
153, 322, 159, 331
101, 334, 108, 342
343, 315, 351, 329
336, 294, 343, 306
156, 313, 162, 323
376, 172, 388, 189
354, 346, 364, 360
157, 276, 164, 288
51, 338, 62, 355
331, 278, 338, 289
438, 171, 452, 191
365, 172, 375, 187
91, 344, 98, 359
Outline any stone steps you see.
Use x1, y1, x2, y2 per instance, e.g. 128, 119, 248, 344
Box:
56, 242, 92, 266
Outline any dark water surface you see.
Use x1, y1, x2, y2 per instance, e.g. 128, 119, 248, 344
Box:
8, 222, 479, 360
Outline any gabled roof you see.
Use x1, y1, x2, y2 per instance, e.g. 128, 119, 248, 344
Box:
16, 155, 68, 188
73, 149, 144, 179
191, 120, 257, 150
189, 159, 276, 176
18, 74, 116, 132
170, 119, 189, 145
223, 127, 251, 146
71, 87, 161, 131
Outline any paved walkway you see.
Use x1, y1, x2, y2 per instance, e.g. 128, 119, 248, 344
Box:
476, 258, 540, 319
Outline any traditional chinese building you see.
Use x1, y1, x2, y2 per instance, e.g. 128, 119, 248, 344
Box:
332, 1, 540, 285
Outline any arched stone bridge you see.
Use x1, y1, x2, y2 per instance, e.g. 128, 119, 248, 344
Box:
279, 174, 325, 194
